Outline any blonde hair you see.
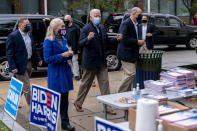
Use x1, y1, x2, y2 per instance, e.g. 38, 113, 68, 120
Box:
45, 18, 64, 40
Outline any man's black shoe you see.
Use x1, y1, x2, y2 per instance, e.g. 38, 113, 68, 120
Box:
62, 124, 75, 131
75, 76, 80, 81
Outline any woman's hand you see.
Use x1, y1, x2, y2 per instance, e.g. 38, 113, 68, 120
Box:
61, 51, 73, 57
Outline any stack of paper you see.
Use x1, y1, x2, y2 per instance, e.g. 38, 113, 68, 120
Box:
144, 80, 173, 93
160, 71, 187, 88
159, 105, 179, 114
143, 94, 168, 101
170, 68, 196, 88
160, 109, 197, 128
160, 109, 197, 122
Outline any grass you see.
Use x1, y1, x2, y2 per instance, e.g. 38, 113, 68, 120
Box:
0, 120, 10, 131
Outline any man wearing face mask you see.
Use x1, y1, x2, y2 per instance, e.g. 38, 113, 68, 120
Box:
64, 15, 81, 81
138, 15, 160, 50
6, 18, 42, 109
117, 7, 144, 93
74, 9, 122, 114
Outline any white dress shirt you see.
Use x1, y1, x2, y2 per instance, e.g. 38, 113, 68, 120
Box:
142, 24, 147, 40
19, 29, 32, 59
131, 18, 138, 39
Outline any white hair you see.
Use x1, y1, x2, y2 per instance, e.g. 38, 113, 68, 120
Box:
45, 18, 63, 41
90, 9, 100, 16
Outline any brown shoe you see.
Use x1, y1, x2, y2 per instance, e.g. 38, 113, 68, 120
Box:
106, 110, 117, 115
74, 102, 84, 112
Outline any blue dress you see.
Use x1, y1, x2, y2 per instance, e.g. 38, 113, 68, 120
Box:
43, 38, 73, 93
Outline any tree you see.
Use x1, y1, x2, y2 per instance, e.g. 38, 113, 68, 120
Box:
181, 0, 197, 24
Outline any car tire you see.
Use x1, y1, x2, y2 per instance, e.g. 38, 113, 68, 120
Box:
0, 57, 13, 81
186, 37, 197, 49
106, 50, 121, 71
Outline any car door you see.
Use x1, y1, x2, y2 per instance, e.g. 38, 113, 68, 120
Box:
167, 17, 188, 44
153, 16, 169, 45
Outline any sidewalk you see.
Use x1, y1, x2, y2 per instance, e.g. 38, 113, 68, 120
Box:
0, 71, 126, 131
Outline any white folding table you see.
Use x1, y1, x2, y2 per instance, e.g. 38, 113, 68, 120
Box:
96, 89, 197, 120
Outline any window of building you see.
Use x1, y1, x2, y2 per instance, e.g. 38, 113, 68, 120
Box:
169, 17, 181, 27
143, 0, 159, 13
177, 0, 189, 16
154, 17, 166, 26
0, 0, 12, 14
23, 0, 39, 14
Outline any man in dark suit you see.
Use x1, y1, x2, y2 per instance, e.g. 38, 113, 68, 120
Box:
74, 9, 122, 114
64, 15, 81, 81
138, 15, 160, 50
117, 7, 144, 93
6, 18, 42, 108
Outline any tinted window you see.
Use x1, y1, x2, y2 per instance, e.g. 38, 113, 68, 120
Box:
154, 17, 166, 26
105, 14, 123, 25
0, 21, 16, 37
169, 18, 180, 27
30, 19, 47, 43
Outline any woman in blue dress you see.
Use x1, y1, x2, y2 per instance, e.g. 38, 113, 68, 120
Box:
43, 18, 75, 131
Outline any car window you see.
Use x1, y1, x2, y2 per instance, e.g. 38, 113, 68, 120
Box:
169, 18, 180, 27
0, 21, 16, 37
30, 19, 47, 43
154, 17, 166, 26
105, 14, 123, 25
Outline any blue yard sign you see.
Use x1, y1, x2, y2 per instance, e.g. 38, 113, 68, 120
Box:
4, 77, 23, 120
30, 84, 61, 131
95, 116, 131, 131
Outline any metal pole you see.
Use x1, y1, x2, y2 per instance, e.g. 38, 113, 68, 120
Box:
44, 0, 47, 15
148, 0, 150, 13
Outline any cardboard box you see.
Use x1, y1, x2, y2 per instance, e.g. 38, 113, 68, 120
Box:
128, 101, 189, 130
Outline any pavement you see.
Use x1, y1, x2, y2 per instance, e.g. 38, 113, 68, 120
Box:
1, 47, 197, 131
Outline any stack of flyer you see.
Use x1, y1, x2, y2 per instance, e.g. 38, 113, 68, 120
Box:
160, 109, 197, 128
170, 68, 196, 88
144, 80, 173, 93
159, 104, 179, 114
143, 94, 168, 101
160, 71, 187, 88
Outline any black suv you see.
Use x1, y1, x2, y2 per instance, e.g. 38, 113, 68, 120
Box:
0, 14, 84, 80
103, 13, 197, 72
105, 13, 197, 49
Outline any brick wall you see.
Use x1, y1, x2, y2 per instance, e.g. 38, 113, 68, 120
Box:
137, 0, 144, 10
13, 0, 23, 14
179, 16, 190, 25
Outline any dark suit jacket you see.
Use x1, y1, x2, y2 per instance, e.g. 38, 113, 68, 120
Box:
79, 22, 116, 70
65, 24, 80, 54
6, 29, 41, 75
138, 23, 160, 49
117, 18, 139, 63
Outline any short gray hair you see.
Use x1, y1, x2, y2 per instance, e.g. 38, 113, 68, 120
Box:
131, 7, 140, 14
90, 9, 100, 16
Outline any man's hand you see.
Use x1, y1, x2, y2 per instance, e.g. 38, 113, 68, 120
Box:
138, 40, 145, 46
88, 32, 95, 40
12, 69, 18, 74
146, 33, 152, 37
38, 61, 42, 66
117, 33, 123, 40
61, 51, 73, 58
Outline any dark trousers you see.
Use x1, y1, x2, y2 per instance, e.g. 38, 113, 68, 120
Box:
60, 92, 69, 126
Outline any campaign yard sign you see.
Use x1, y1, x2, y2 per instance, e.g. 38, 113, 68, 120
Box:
95, 116, 131, 131
4, 77, 23, 120
30, 84, 61, 131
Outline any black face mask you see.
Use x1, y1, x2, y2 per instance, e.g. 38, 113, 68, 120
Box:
142, 20, 148, 23
64, 21, 70, 27
24, 25, 30, 33
136, 14, 142, 23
